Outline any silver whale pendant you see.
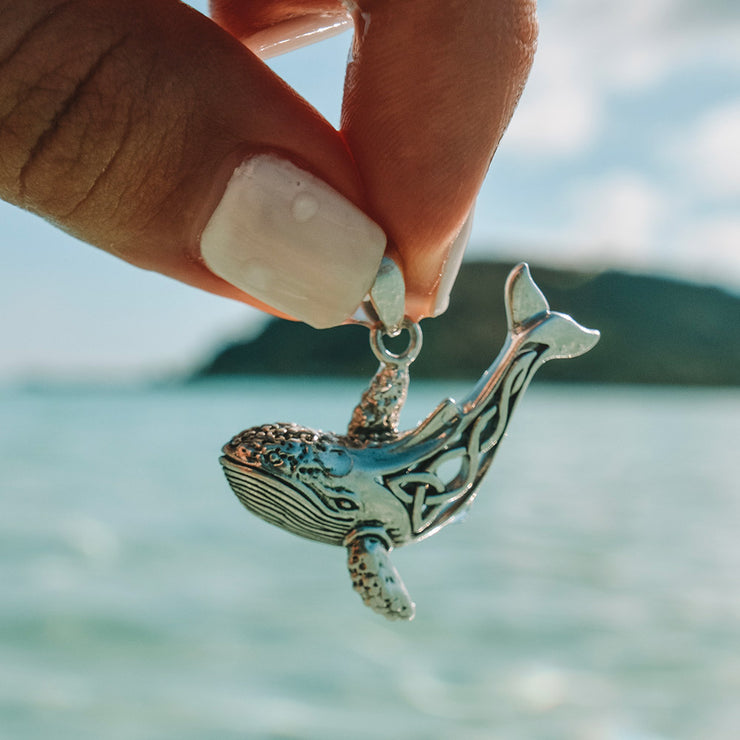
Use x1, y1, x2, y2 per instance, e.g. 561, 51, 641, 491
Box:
219, 264, 599, 620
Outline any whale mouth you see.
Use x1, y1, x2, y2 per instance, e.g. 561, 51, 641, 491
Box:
220, 458, 355, 546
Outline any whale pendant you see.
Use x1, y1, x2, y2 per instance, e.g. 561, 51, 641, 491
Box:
219, 264, 599, 620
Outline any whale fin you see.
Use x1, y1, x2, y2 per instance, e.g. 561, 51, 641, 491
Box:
506, 263, 600, 360
346, 534, 415, 621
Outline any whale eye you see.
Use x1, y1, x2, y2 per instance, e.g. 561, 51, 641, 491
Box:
335, 497, 359, 511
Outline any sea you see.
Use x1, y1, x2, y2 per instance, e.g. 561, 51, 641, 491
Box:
1, 380, 738, 740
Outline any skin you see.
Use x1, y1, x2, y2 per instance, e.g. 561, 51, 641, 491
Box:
0, 0, 537, 321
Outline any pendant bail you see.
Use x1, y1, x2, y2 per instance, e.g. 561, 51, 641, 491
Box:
352, 256, 406, 336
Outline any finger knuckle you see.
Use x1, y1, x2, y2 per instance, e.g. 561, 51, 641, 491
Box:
0, 2, 138, 223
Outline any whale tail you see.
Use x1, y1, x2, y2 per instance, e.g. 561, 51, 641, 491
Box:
505, 263, 600, 360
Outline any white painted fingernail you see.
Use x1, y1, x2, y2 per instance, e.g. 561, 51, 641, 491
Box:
201, 154, 386, 328
433, 210, 474, 316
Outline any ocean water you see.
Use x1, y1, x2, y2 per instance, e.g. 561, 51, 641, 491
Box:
1, 380, 739, 740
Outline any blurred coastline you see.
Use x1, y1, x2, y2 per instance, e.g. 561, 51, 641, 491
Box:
193, 261, 740, 388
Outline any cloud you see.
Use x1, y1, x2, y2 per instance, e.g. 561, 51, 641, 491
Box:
675, 215, 740, 286
565, 171, 669, 264
549, 170, 740, 290
504, 0, 740, 159
552, 0, 740, 87
680, 101, 740, 198
504, 35, 600, 157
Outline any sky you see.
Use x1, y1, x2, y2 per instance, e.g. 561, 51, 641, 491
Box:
1, 0, 738, 382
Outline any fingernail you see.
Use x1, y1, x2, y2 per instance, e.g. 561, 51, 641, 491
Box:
246, 15, 353, 59
201, 154, 386, 328
433, 210, 474, 316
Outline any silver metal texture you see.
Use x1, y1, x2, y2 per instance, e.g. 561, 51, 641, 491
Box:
349, 256, 405, 335
368, 256, 406, 336
219, 264, 600, 620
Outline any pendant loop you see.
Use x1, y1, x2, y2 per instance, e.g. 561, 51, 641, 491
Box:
370, 320, 423, 367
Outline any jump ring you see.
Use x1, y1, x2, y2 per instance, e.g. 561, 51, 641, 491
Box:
370, 320, 423, 366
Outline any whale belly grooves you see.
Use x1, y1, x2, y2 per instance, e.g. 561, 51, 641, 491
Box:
221, 461, 355, 546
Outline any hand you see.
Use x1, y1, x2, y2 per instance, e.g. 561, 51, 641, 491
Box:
0, 0, 536, 327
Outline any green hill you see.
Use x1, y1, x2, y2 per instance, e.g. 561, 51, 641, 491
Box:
193, 262, 740, 386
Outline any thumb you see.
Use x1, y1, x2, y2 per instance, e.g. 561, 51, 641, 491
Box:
0, 0, 386, 328
341, 0, 538, 319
